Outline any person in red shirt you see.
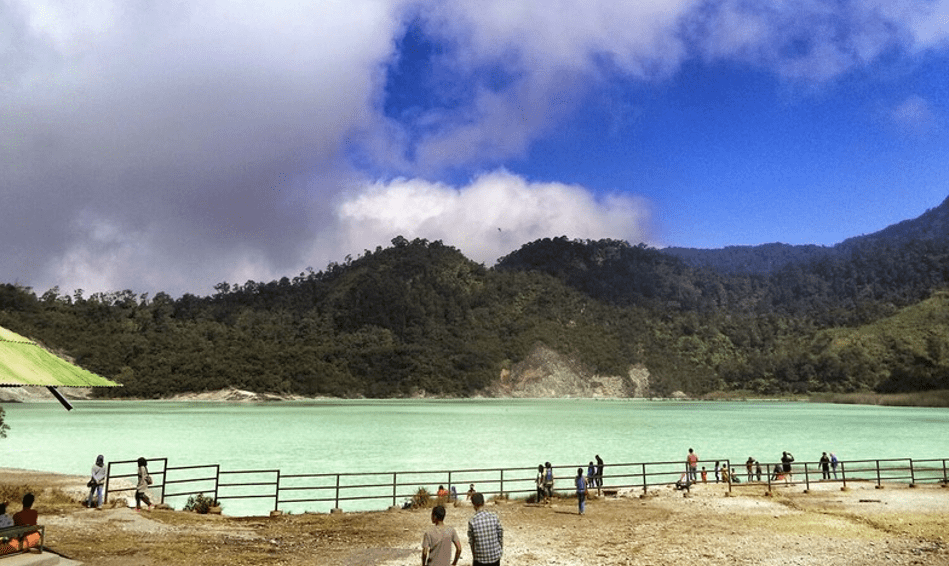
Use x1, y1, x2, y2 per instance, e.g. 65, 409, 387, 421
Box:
10, 493, 40, 552
686, 448, 699, 482
12, 493, 37, 526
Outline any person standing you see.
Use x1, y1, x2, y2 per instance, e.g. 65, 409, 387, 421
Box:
535, 466, 545, 504
781, 451, 794, 484
467, 492, 503, 566
687, 448, 698, 482
819, 452, 831, 480
830, 453, 839, 479
595, 454, 604, 489
136, 457, 153, 510
543, 462, 554, 504
755, 461, 762, 482
746, 457, 755, 483
422, 504, 462, 566
714, 461, 721, 483
575, 468, 586, 515
87, 454, 106, 509
586, 462, 596, 490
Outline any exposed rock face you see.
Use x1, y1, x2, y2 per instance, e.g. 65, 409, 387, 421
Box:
487, 343, 649, 398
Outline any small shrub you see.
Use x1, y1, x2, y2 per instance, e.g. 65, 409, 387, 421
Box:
409, 487, 431, 509
183, 493, 220, 514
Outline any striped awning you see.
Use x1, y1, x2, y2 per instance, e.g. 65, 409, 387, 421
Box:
0, 325, 120, 409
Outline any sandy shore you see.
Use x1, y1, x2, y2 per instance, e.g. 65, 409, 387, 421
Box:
2, 468, 948, 565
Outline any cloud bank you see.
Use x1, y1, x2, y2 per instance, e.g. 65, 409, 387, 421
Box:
2, 0, 946, 296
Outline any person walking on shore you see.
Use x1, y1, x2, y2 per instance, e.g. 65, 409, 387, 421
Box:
819, 452, 831, 480
136, 457, 153, 510
468, 492, 503, 566
831, 453, 839, 479
422, 504, 462, 566
87, 454, 106, 508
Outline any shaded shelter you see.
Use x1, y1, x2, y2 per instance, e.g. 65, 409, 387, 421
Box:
0, 325, 120, 409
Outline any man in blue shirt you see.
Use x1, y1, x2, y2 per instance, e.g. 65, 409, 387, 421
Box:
467, 492, 503, 566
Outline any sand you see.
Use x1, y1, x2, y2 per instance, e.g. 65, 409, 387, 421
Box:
2, 468, 947, 565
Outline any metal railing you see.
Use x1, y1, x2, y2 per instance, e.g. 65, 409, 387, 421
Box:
102, 456, 947, 516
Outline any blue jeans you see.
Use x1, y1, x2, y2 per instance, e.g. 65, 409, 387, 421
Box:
87, 484, 103, 508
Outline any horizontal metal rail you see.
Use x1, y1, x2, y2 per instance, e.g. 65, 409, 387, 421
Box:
101, 456, 946, 516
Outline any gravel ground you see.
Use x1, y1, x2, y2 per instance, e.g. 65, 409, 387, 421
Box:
2, 469, 947, 565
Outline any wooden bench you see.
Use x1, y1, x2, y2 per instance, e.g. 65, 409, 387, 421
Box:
0, 525, 45, 557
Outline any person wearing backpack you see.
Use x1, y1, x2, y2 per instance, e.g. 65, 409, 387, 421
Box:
781, 451, 795, 484
543, 462, 554, 504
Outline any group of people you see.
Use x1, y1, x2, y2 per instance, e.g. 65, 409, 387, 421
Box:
421, 492, 503, 566
84, 455, 155, 511
535, 455, 604, 507
694, 450, 840, 486
0, 493, 41, 553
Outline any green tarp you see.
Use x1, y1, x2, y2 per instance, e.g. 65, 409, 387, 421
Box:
0, 325, 120, 388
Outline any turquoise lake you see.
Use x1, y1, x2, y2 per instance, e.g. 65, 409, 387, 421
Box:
3, 399, 948, 514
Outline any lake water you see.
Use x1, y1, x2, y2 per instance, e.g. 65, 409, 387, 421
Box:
3, 399, 948, 514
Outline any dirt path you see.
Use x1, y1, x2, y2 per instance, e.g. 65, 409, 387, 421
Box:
2, 469, 947, 565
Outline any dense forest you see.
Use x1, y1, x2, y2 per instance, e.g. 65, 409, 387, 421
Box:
2, 197, 949, 399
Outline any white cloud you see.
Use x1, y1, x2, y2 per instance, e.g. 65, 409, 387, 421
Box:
326, 170, 653, 266
890, 94, 939, 133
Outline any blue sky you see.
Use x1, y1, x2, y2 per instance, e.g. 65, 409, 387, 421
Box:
2, 1, 948, 296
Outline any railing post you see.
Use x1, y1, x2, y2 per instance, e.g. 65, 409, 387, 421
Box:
214, 464, 221, 507
274, 469, 280, 512
392, 473, 397, 508
726, 460, 731, 494
335, 474, 340, 509
159, 458, 167, 505
803, 462, 810, 492
840, 461, 847, 490
909, 459, 916, 487
641, 463, 647, 494
104, 462, 112, 505
500, 469, 505, 498
766, 462, 772, 494
448, 471, 453, 499
876, 460, 882, 488
943, 459, 948, 486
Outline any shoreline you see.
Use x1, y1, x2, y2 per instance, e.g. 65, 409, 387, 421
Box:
4, 386, 948, 407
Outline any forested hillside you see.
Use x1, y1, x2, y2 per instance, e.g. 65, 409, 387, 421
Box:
2, 198, 949, 399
